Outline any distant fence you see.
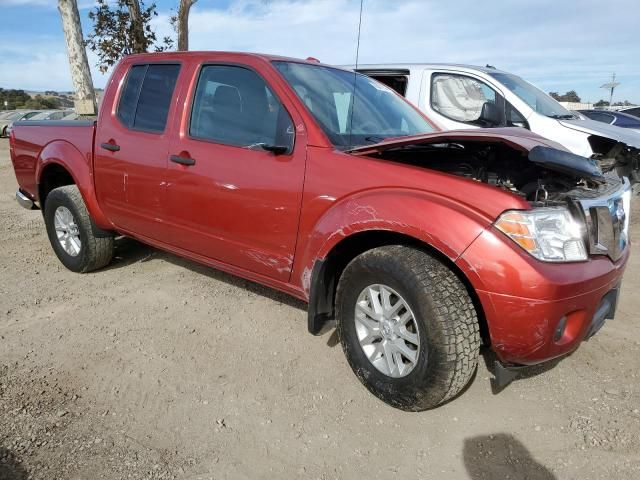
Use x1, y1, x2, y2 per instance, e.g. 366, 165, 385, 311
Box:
558, 101, 637, 111
559, 102, 593, 110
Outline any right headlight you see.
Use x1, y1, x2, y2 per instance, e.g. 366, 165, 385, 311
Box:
494, 207, 587, 262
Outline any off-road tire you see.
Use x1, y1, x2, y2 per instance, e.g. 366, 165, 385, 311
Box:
336, 245, 480, 411
43, 185, 113, 273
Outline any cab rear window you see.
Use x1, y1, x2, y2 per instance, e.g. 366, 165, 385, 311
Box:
117, 64, 180, 133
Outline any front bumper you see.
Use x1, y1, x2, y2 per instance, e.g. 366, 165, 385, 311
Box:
456, 226, 629, 365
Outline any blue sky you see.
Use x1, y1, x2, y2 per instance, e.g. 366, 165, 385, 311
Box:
1, 0, 638, 104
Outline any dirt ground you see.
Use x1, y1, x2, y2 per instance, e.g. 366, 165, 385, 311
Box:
0, 139, 639, 480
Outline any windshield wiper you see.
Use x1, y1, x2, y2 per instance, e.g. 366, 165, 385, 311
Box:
547, 114, 575, 120
364, 135, 386, 143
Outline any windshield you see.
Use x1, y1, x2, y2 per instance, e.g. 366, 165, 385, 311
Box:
273, 62, 434, 149
489, 72, 576, 119
30, 112, 53, 120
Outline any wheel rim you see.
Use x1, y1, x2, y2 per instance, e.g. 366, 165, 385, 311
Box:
53, 206, 81, 257
354, 284, 421, 378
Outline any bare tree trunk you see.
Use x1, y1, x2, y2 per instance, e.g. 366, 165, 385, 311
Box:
127, 0, 146, 53
177, 0, 197, 51
58, 0, 97, 115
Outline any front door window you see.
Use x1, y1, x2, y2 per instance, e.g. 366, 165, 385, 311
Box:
431, 73, 500, 126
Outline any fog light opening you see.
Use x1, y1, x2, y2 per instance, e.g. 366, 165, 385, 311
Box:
554, 316, 567, 342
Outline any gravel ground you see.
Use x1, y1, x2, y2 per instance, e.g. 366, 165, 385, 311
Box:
0, 138, 639, 480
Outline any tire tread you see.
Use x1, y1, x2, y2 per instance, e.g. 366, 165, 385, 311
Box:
45, 185, 113, 273
336, 245, 480, 410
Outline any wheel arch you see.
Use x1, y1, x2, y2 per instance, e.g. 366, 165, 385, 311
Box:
36, 140, 112, 232
307, 229, 489, 345
38, 162, 76, 210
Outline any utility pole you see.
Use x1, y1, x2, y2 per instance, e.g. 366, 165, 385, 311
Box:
58, 0, 97, 115
600, 73, 620, 109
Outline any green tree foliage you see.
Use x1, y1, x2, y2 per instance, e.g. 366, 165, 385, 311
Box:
0, 90, 62, 110
85, 0, 173, 74
0, 88, 31, 110
548, 90, 581, 102
593, 99, 634, 107
23, 95, 61, 110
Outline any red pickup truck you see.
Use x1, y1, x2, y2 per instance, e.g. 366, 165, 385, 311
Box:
9, 52, 631, 410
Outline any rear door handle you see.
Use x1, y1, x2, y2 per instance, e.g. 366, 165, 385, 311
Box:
100, 142, 120, 152
170, 155, 196, 166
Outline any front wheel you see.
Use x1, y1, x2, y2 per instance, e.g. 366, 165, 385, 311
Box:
43, 185, 114, 273
336, 245, 480, 411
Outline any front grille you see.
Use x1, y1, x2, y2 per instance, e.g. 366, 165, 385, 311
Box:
578, 178, 631, 262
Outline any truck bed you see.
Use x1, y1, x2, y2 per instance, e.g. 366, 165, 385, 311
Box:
10, 120, 96, 200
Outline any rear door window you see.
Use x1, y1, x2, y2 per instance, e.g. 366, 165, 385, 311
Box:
117, 64, 181, 133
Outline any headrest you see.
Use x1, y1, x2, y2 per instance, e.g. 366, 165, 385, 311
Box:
213, 85, 242, 111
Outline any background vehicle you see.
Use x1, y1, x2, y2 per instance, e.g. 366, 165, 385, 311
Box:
579, 109, 640, 132
349, 64, 640, 182
0, 110, 39, 137
28, 109, 76, 121
8, 52, 630, 410
620, 106, 640, 119
6, 109, 78, 136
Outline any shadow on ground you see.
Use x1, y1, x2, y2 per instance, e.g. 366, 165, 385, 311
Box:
0, 448, 28, 480
104, 236, 307, 312
464, 433, 556, 480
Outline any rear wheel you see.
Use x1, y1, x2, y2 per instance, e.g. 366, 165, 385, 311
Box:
336, 245, 480, 411
43, 185, 113, 273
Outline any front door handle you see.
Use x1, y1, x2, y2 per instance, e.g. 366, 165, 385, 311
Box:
170, 155, 196, 166
100, 142, 120, 152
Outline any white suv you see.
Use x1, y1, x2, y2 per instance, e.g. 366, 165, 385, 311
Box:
347, 64, 640, 181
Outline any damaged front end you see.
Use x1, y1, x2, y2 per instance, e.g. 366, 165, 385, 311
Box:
559, 118, 640, 184
350, 129, 631, 263
350, 130, 631, 385
349, 130, 617, 205
586, 134, 640, 184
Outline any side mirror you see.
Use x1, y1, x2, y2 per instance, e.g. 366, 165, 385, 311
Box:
479, 101, 501, 126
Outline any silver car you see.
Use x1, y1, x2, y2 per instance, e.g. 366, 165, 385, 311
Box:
28, 110, 75, 121
0, 110, 40, 137
5, 110, 79, 136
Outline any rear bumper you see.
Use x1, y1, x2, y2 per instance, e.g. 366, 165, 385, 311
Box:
15, 189, 37, 210
457, 227, 629, 365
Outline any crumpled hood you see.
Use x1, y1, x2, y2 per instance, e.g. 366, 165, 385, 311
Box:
559, 118, 640, 149
348, 127, 605, 182
348, 127, 567, 155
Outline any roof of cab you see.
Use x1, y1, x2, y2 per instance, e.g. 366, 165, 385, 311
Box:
343, 63, 512, 75
121, 50, 333, 67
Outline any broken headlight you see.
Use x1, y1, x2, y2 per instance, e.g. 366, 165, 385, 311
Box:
495, 207, 587, 262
